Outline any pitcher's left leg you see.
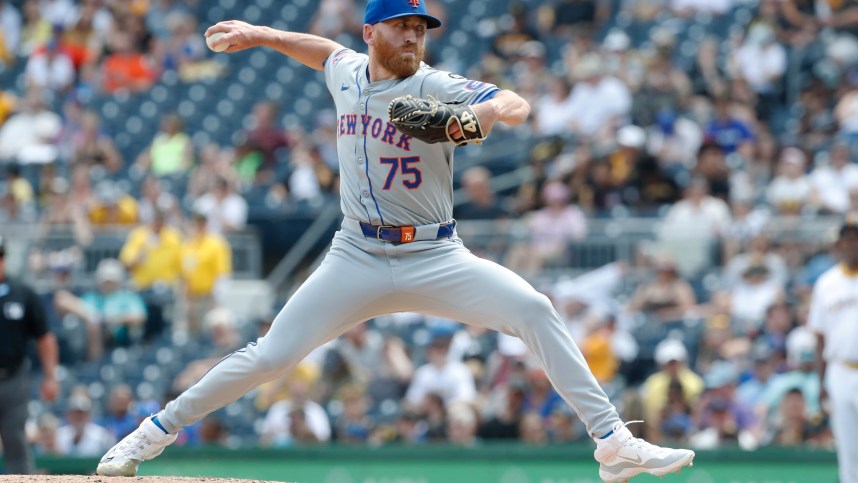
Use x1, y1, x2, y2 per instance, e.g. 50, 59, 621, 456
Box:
399, 242, 617, 436
396, 240, 694, 481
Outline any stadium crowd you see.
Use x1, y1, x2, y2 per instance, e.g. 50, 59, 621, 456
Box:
0, 0, 856, 460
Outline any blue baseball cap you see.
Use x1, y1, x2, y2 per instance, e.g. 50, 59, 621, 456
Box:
364, 0, 443, 29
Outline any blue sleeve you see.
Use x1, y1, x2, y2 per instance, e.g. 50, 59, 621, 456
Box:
422, 69, 500, 105
471, 87, 500, 105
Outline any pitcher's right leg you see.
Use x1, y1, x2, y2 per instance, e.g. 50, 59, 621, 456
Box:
98, 230, 395, 476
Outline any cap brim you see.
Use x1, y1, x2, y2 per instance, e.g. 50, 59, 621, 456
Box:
372, 12, 442, 29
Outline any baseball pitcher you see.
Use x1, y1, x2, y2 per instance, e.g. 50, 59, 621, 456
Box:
96, 1, 694, 481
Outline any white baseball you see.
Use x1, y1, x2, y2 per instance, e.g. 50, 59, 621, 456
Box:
206, 32, 229, 53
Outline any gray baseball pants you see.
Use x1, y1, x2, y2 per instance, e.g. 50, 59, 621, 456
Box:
158, 218, 620, 438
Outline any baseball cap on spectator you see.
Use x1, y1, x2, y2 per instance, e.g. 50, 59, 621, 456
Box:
576, 54, 603, 80
603, 29, 630, 52
95, 258, 125, 283
48, 248, 77, 274
95, 181, 120, 205
746, 23, 775, 46
650, 27, 676, 50
655, 339, 688, 365
204, 307, 236, 332
826, 34, 858, 66
704, 361, 737, 389
786, 330, 816, 367
519, 40, 546, 59
428, 324, 456, 347
617, 125, 646, 150
67, 394, 92, 412
751, 343, 773, 363
50, 177, 70, 195
364, 0, 442, 29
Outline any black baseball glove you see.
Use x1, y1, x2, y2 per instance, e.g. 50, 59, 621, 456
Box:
388, 95, 485, 146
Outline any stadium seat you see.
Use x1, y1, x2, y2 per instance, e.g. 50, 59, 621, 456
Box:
243, 4, 262, 23
280, 4, 299, 22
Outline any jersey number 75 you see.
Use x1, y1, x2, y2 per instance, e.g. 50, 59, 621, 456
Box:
380, 156, 422, 190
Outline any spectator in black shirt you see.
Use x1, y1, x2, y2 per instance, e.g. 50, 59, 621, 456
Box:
0, 235, 59, 474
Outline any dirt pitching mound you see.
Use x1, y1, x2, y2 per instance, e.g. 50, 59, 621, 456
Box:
0, 477, 288, 483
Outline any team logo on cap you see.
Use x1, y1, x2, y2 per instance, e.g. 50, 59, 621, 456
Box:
409, 0, 420, 7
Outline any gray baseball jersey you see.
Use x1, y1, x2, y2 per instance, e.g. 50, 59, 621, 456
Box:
155, 48, 620, 448
324, 48, 499, 226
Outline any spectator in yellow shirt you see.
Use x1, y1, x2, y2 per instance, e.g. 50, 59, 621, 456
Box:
119, 209, 182, 291
180, 211, 231, 334
582, 321, 619, 384
6, 164, 34, 205
134, 114, 193, 177
641, 338, 704, 441
0, 90, 16, 126
89, 182, 138, 226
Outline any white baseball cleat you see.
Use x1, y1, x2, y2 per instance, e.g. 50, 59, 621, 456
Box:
96, 417, 177, 477
594, 421, 695, 483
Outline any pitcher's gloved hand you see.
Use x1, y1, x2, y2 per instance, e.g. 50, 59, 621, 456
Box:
388, 95, 485, 146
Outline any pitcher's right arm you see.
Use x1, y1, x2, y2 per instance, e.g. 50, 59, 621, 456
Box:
205, 21, 344, 71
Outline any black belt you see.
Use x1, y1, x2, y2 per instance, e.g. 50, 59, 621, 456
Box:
359, 221, 456, 243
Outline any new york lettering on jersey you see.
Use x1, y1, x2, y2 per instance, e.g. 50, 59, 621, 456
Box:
337, 113, 413, 151
324, 48, 499, 227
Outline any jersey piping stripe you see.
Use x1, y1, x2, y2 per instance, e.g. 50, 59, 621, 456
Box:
353, 69, 373, 221
471, 87, 500, 105
362, 90, 385, 224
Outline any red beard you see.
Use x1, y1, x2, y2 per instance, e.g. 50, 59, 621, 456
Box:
374, 33, 424, 78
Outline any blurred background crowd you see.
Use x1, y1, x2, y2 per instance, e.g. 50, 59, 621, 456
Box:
0, 0, 856, 459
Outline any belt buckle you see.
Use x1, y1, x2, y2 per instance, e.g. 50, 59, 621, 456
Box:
376, 225, 395, 241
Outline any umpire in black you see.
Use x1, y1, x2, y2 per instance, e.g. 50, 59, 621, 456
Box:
0, 236, 58, 473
